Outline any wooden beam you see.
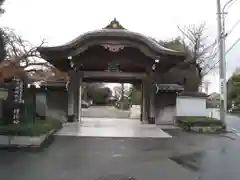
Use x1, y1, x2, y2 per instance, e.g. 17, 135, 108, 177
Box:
79, 71, 147, 79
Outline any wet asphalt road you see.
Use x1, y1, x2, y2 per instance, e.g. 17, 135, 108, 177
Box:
1, 131, 240, 180
227, 114, 240, 133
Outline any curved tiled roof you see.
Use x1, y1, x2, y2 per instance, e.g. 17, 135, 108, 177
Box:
178, 92, 208, 98
38, 20, 186, 58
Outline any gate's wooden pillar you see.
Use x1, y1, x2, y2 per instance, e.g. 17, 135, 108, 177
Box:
73, 77, 83, 122
149, 84, 156, 119
79, 80, 82, 122
149, 71, 157, 124
73, 80, 79, 122
140, 83, 144, 122
67, 81, 75, 122
67, 70, 79, 122
141, 79, 151, 123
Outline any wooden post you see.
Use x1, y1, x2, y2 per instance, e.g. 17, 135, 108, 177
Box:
149, 84, 156, 124
142, 79, 150, 123
67, 75, 75, 122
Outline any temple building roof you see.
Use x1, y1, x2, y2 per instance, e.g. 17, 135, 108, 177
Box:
38, 18, 186, 60
178, 92, 208, 98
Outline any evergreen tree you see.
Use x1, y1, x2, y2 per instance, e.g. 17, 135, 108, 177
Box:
0, 0, 6, 61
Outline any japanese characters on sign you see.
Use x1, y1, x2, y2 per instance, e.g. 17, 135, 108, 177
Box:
220, 78, 224, 100
12, 77, 24, 124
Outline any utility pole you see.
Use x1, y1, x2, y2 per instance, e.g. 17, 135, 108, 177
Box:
222, 8, 228, 116
222, 0, 235, 116
216, 0, 226, 125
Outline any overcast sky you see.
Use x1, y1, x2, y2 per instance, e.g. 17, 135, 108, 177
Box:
1, 0, 240, 93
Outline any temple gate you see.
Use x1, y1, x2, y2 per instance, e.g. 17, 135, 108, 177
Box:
38, 19, 186, 124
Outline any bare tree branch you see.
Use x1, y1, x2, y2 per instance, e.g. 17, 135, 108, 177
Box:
169, 24, 218, 78
0, 0, 5, 14
162, 24, 218, 91
0, 28, 52, 81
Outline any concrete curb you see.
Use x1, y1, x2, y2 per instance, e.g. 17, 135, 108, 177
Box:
0, 129, 56, 148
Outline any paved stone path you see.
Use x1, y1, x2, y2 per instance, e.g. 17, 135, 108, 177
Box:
82, 106, 131, 118
55, 118, 172, 138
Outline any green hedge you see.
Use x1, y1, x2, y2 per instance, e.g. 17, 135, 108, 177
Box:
178, 116, 224, 127
0, 118, 62, 136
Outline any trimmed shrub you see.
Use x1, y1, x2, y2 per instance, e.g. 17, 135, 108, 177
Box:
177, 116, 225, 132
0, 118, 62, 136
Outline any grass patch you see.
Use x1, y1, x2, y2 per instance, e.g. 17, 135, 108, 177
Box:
178, 116, 223, 127
0, 118, 62, 136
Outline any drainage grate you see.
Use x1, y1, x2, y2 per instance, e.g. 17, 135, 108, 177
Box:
95, 174, 137, 180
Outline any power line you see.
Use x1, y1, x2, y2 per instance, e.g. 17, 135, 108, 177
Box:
226, 37, 240, 54
225, 0, 239, 12
205, 17, 240, 63
211, 36, 240, 63
210, 18, 240, 61
207, 36, 240, 75
226, 19, 240, 37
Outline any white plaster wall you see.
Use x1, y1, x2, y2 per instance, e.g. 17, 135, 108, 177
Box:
156, 106, 176, 125
176, 97, 207, 116
207, 108, 220, 119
